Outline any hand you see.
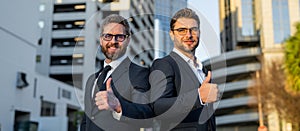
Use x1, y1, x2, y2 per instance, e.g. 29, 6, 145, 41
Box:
198, 71, 219, 103
95, 78, 122, 112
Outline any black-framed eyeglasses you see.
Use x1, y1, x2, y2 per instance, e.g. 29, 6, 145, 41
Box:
101, 33, 129, 42
172, 27, 199, 36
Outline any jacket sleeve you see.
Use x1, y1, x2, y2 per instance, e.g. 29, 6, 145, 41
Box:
111, 63, 154, 127
150, 58, 203, 117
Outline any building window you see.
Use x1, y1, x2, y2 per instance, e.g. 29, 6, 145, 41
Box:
102, 11, 119, 19
62, 89, 71, 99
50, 54, 83, 65
241, 0, 255, 36
272, 0, 290, 43
130, 17, 140, 31
52, 20, 85, 30
39, 4, 45, 12
41, 101, 55, 116
53, 3, 86, 13
52, 37, 84, 47
102, 0, 119, 3
36, 55, 41, 63
50, 74, 83, 89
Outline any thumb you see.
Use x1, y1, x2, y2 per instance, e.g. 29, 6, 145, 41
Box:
106, 78, 112, 91
203, 71, 211, 83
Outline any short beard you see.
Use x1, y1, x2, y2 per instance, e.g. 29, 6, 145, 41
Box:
101, 43, 126, 60
175, 39, 199, 54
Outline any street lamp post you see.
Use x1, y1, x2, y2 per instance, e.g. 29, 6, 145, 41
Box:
257, 71, 267, 131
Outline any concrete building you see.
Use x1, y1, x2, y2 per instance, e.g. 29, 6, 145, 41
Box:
204, 0, 300, 130
0, 0, 83, 131
126, 0, 155, 66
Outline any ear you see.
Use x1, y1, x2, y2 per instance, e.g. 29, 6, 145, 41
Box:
126, 37, 130, 43
99, 37, 103, 46
169, 30, 174, 41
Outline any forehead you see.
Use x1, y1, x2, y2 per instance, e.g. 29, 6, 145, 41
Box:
103, 23, 125, 34
174, 18, 198, 28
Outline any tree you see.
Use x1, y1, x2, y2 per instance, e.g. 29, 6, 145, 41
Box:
285, 22, 300, 93
249, 61, 300, 130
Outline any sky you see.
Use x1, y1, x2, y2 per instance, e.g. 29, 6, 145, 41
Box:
188, 0, 221, 61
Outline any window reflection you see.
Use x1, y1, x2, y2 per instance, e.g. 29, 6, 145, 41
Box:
272, 0, 291, 43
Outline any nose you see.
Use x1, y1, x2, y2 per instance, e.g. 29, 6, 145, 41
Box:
185, 29, 193, 37
111, 36, 118, 43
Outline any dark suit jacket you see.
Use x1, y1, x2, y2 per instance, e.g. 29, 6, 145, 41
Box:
80, 57, 153, 131
150, 52, 216, 131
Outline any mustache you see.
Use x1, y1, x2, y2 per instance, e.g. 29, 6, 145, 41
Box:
183, 37, 196, 41
183, 39, 195, 41
106, 43, 119, 48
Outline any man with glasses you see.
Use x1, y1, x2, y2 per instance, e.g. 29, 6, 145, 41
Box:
150, 8, 219, 130
81, 14, 153, 131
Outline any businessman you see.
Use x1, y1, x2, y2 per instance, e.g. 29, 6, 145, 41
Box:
150, 8, 219, 131
80, 14, 153, 131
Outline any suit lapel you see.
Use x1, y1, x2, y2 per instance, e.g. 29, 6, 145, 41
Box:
111, 57, 130, 84
86, 68, 105, 116
170, 52, 200, 88
92, 58, 129, 115
84, 73, 98, 116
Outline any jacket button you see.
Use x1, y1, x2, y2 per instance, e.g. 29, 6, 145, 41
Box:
91, 116, 95, 120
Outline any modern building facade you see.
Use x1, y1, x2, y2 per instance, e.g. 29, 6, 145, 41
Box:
207, 0, 300, 130
126, 0, 155, 66
0, 0, 83, 131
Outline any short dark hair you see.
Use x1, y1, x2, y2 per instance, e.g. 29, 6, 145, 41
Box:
170, 8, 200, 30
100, 14, 131, 36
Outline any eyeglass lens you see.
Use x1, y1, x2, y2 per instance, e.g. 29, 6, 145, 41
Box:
173, 27, 199, 35
102, 34, 127, 42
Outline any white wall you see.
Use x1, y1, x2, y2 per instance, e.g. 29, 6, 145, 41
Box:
37, 116, 68, 131
0, 31, 38, 131
0, 0, 39, 130
0, 0, 83, 131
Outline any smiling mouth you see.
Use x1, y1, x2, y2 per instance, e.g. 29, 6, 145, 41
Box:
184, 41, 194, 44
107, 43, 119, 49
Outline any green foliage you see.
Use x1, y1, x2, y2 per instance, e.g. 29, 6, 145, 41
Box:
284, 22, 300, 92
73, 110, 84, 126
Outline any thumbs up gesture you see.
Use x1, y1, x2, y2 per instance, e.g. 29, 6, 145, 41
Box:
198, 71, 219, 103
95, 78, 121, 113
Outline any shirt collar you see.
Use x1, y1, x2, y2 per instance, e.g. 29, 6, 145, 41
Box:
172, 48, 203, 70
103, 55, 127, 70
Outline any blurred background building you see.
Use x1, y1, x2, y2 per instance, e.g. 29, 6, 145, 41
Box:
203, 0, 300, 130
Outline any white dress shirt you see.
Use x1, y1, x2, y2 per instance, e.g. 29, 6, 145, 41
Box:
173, 48, 207, 105
91, 55, 127, 120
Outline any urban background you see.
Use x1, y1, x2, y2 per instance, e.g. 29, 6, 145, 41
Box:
0, 0, 299, 131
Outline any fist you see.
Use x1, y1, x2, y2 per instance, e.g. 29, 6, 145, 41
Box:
198, 71, 220, 103
95, 78, 121, 112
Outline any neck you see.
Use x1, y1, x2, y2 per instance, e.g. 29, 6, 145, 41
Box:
177, 48, 195, 60
105, 59, 112, 64
184, 52, 195, 60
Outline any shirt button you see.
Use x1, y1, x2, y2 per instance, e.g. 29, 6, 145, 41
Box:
91, 116, 95, 120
